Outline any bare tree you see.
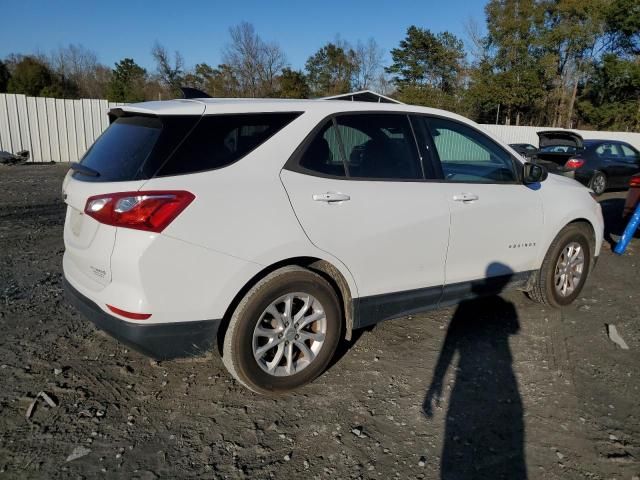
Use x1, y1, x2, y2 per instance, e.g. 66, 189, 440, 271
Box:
49, 44, 110, 98
223, 22, 287, 97
151, 42, 184, 94
352, 38, 384, 90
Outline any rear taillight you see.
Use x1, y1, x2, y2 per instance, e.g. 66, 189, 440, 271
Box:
565, 158, 585, 169
84, 191, 195, 233
106, 304, 152, 320
630, 176, 640, 187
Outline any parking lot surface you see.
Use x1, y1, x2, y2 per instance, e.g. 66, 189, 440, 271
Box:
0, 164, 638, 479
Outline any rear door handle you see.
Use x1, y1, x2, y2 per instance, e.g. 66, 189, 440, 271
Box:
452, 193, 479, 202
312, 192, 350, 203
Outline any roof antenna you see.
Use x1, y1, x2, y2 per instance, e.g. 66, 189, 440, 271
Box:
180, 87, 212, 99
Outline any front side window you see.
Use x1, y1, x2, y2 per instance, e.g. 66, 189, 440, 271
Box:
335, 114, 423, 180
426, 117, 516, 183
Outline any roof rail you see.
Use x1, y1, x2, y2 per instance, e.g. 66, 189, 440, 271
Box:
180, 87, 212, 99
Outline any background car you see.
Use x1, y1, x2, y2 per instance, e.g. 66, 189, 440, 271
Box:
624, 173, 640, 218
563, 139, 640, 195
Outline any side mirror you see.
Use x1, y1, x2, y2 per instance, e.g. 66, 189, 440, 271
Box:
523, 162, 548, 184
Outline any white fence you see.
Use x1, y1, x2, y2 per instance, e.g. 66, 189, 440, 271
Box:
0, 93, 123, 163
0, 93, 639, 163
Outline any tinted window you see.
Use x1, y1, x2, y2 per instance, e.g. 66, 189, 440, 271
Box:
76, 116, 162, 182
335, 114, 422, 180
158, 113, 300, 176
299, 120, 346, 177
426, 117, 515, 183
540, 145, 578, 153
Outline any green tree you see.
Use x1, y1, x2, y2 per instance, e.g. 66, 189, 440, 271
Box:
0, 60, 10, 92
386, 26, 465, 109
305, 43, 355, 97
477, 0, 550, 125
578, 54, 640, 130
277, 68, 310, 98
604, 0, 640, 55
107, 58, 147, 102
7, 56, 56, 96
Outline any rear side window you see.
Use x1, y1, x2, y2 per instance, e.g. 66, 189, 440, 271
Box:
595, 143, 622, 158
76, 116, 162, 182
336, 114, 422, 180
157, 113, 301, 177
297, 113, 423, 180
299, 121, 346, 177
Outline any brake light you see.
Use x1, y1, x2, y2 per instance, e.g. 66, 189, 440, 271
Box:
84, 191, 195, 233
630, 176, 640, 187
565, 158, 585, 169
106, 304, 152, 320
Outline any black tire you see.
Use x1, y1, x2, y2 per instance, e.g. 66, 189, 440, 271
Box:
590, 171, 607, 196
222, 266, 342, 394
527, 224, 592, 307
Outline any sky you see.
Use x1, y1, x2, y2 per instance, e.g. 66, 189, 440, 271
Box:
0, 0, 487, 71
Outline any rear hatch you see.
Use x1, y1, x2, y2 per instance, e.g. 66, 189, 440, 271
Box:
534, 130, 584, 173
62, 111, 201, 290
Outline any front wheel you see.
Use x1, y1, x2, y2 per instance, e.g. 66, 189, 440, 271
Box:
222, 266, 342, 394
527, 224, 592, 307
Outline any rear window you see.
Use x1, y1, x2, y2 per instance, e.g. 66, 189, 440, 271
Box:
76, 116, 163, 182
74, 112, 300, 182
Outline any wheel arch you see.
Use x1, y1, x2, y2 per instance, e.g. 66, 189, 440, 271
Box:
567, 218, 597, 269
216, 256, 356, 353
536, 217, 598, 273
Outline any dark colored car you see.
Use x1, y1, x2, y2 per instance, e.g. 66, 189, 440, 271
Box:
624, 173, 640, 218
566, 140, 640, 195
509, 143, 538, 158
532, 131, 640, 195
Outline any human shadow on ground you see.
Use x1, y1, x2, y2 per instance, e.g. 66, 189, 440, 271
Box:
423, 265, 527, 480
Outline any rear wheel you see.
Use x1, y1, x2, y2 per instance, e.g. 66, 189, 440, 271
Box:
222, 266, 342, 394
590, 171, 607, 195
527, 224, 592, 307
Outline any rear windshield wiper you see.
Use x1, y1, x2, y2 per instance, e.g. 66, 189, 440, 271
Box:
70, 162, 100, 177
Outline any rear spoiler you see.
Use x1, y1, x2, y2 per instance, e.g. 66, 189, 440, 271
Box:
537, 130, 584, 149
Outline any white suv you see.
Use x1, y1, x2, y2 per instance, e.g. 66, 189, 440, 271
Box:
63, 98, 604, 393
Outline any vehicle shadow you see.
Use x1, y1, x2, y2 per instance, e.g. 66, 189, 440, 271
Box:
423, 265, 527, 479
600, 197, 639, 248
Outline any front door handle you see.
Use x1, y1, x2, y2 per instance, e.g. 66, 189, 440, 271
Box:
313, 192, 351, 203
452, 193, 479, 202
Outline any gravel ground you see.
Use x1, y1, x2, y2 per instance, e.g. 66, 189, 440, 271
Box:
0, 164, 638, 480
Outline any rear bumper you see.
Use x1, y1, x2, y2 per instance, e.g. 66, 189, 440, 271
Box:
64, 277, 221, 360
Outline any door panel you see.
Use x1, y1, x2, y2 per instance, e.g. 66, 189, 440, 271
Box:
281, 170, 450, 298
441, 183, 544, 287
421, 116, 545, 289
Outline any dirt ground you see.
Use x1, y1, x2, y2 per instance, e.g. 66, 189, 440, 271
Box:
0, 163, 638, 480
